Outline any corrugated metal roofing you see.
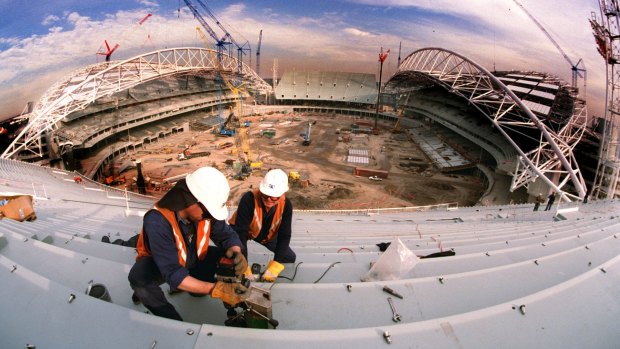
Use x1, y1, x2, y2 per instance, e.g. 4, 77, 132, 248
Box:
538, 82, 560, 90
507, 85, 531, 94
530, 89, 556, 100
0, 158, 618, 349
523, 100, 551, 115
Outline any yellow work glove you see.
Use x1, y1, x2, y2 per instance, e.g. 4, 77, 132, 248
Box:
226, 250, 248, 277
210, 281, 249, 307
261, 260, 284, 282
243, 265, 257, 281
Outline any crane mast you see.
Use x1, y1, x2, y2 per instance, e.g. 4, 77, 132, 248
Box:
182, 0, 249, 73
256, 30, 263, 77
512, 0, 586, 90
591, 0, 620, 199
194, 0, 250, 73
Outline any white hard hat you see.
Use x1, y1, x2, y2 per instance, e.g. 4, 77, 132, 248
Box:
185, 167, 230, 220
259, 169, 289, 197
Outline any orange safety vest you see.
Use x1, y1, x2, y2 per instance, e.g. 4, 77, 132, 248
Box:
229, 189, 286, 244
136, 206, 211, 267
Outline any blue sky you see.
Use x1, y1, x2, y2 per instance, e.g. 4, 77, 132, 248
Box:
0, 0, 605, 120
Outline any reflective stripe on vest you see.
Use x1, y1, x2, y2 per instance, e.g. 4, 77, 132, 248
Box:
136, 206, 211, 266
229, 189, 285, 243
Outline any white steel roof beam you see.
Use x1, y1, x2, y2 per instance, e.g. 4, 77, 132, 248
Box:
2, 47, 271, 160
390, 48, 586, 201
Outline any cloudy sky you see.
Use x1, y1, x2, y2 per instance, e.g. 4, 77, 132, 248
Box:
0, 0, 606, 121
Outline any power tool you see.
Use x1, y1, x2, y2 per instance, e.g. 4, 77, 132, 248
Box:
215, 255, 251, 291
215, 256, 278, 329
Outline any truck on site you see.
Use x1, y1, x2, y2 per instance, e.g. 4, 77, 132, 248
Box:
177, 147, 211, 161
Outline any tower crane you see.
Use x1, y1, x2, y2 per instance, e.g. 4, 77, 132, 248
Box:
590, 0, 620, 199
95, 13, 152, 62
183, 0, 229, 60
512, 0, 586, 90
96, 40, 119, 62
182, 0, 250, 73
256, 29, 263, 77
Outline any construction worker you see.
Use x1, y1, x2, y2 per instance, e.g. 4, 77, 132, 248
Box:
128, 167, 248, 321
229, 169, 295, 282
544, 192, 557, 211
533, 194, 543, 211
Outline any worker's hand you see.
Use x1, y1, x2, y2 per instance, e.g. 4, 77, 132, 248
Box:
210, 281, 249, 307
225, 249, 248, 277
261, 260, 284, 282
243, 265, 257, 281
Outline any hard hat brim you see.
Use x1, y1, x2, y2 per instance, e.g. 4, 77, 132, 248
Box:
185, 167, 230, 221
205, 203, 229, 221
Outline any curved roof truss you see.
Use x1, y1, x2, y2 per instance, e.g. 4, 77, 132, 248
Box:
388, 48, 586, 201
2, 47, 271, 160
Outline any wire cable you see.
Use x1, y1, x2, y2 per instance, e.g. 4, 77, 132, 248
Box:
313, 262, 341, 284
277, 262, 303, 281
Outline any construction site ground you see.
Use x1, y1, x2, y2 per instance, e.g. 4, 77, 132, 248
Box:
101, 113, 486, 210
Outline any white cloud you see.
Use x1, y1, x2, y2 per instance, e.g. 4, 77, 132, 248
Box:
222, 3, 246, 15
66, 11, 90, 26
48, 26, 64, 34
0, 37, 20, 45
42, 15, 60, 26
137, 0, 159, 8
344, 27, 375, 37
0, 0, 607, 120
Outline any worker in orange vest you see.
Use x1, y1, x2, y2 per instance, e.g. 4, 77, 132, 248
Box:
229, 169, 295, 282
129, 167, 247, 320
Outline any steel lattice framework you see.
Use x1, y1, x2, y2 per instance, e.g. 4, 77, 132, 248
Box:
389, 48, 587, 201
591, 0, 620, 199
1, 47, 271, 160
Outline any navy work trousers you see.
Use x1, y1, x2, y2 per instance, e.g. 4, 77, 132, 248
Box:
128, 246, 224, 321
261, 238, 296, 263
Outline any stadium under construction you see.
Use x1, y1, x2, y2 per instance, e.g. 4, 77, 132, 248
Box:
0, 1, 619, 349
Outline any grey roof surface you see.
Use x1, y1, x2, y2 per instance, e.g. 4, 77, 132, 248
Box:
275, 71, 377, 104
0, 158, 619, 348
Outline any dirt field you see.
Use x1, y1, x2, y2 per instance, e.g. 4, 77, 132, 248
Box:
106, 112, 485, 210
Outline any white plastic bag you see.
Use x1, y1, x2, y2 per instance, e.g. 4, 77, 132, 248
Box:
361, 237, 419, 281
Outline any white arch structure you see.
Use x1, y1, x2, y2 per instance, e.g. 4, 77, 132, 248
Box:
2, 47, 271, 160
388, 48, 587, 201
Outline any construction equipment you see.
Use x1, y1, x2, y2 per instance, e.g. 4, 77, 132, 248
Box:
392, 106, 405, 133
96, 13, 152, 62
219, 111, 236, 137
302, 122, 312, 146
288, 171, 301, 182
182, 0, 250, 71
375, 47, 390, 129
590, 1, 620, 199
215, 255, 277, 329
177, 147, 211, 161
256, 29, 263, 77
392, 94, 410, 133
215, 255, 251, 287
262, 128, 276, 139
96, 40, 119, 62
229, 109, 262, 171
196, 27, 236, 137
512, 0, 586, 90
